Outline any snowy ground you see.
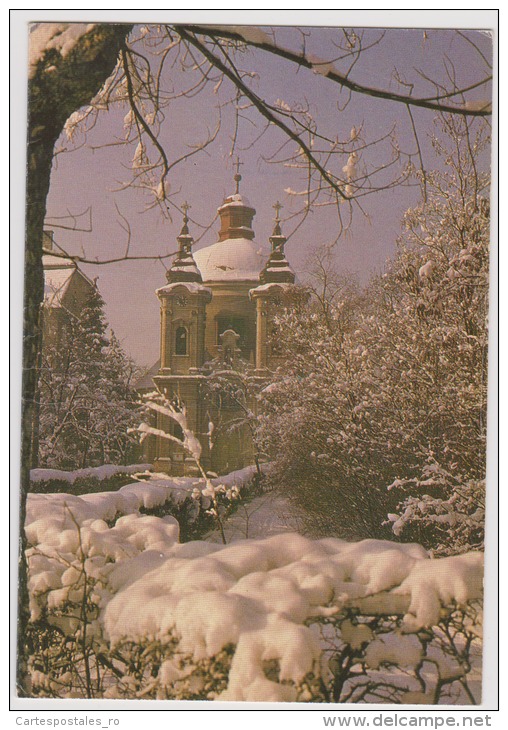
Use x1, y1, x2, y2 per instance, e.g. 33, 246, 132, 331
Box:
25, 467, 484, 703
206, 489, 307, 543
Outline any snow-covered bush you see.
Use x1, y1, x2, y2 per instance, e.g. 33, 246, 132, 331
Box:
386, 459, 485, 556
29, 463, 153, 495
25, 481, 483, 702
258, 116, 489, 554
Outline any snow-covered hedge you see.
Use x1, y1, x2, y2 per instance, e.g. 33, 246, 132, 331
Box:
30, 464, 153, 495
30, 464, 154, 485
29, 464, 154, 496
25, 473, 483, 703
28, 465, 260, 539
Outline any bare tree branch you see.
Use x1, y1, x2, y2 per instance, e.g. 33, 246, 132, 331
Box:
181, 25, 492, 116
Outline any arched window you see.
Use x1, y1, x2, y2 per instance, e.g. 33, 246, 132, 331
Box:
175, 326, 188, 355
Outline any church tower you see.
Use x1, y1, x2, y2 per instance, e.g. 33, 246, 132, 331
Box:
250, 202, 295, 372
142, 172, 297, 476
153, 206, 212, 474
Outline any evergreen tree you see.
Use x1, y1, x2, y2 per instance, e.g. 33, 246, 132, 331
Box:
38, 287, 140, 469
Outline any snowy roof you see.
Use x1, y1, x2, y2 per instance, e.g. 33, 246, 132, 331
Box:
44, 267, 75, 307
170, 261, 201, 276
249, 282, 295, 297
218, 193, 253, 210
166, 251, 203, 284
135, 359, 161, 390
43, 253, 95, 307
194, 237, 267, 282
43, 253, 76, 268
156, 281, 212, 297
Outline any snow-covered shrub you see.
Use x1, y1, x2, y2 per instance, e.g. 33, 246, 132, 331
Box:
258, 117, 489, 554
386, 459, 485, 556
137, 471, 261, 543
313, 600, 482, 704
25, 482, 483, 702
257, 274, 388, 540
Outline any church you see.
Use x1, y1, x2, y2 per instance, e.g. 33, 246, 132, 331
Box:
139, 169, 296, 476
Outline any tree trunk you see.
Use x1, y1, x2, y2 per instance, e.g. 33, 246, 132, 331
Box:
17, 22, 132, 695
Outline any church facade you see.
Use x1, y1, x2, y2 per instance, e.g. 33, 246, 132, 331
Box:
141, 174, 296, 476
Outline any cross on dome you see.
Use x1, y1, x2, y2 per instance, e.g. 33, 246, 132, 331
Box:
178, 201, 192, 240
271, 200, 284, 239
233, 156, 244, 194
273, 200, 283, 221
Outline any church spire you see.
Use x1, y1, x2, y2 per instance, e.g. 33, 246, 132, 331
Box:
259, 201, 295, 284
271, 200, 284, 242
166, 203, 203, 284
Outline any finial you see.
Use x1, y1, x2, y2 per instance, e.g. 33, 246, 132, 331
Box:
233, 156, 243, 194
272, 200, 284, 238
177, 201, 193, 254
181, 200, 191, 222
179, 201, 191, 237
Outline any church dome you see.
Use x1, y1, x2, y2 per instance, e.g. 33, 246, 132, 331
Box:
193, 173, 267, 282
194, 237, 266, 283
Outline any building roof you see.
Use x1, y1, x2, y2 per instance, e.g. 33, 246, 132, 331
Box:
194, 237, 267, 283
42, 252, 75, 269
44, 266, 75, 307
135, 359, 161, 390
156, 281, 212, 297
43, 248, 95, 308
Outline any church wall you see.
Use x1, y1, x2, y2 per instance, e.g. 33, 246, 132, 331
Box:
152, 374, 211, 475
211, 420, 255, 475
203, 283, 257, 362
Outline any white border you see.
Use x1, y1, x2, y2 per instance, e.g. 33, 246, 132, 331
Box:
8, 7, 500, 723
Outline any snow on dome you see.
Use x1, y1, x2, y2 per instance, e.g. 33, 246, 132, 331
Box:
219, 193, 253, 209
194, 238, 267, 282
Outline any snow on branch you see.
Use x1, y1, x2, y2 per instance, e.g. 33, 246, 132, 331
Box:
140, 396, 202, 461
